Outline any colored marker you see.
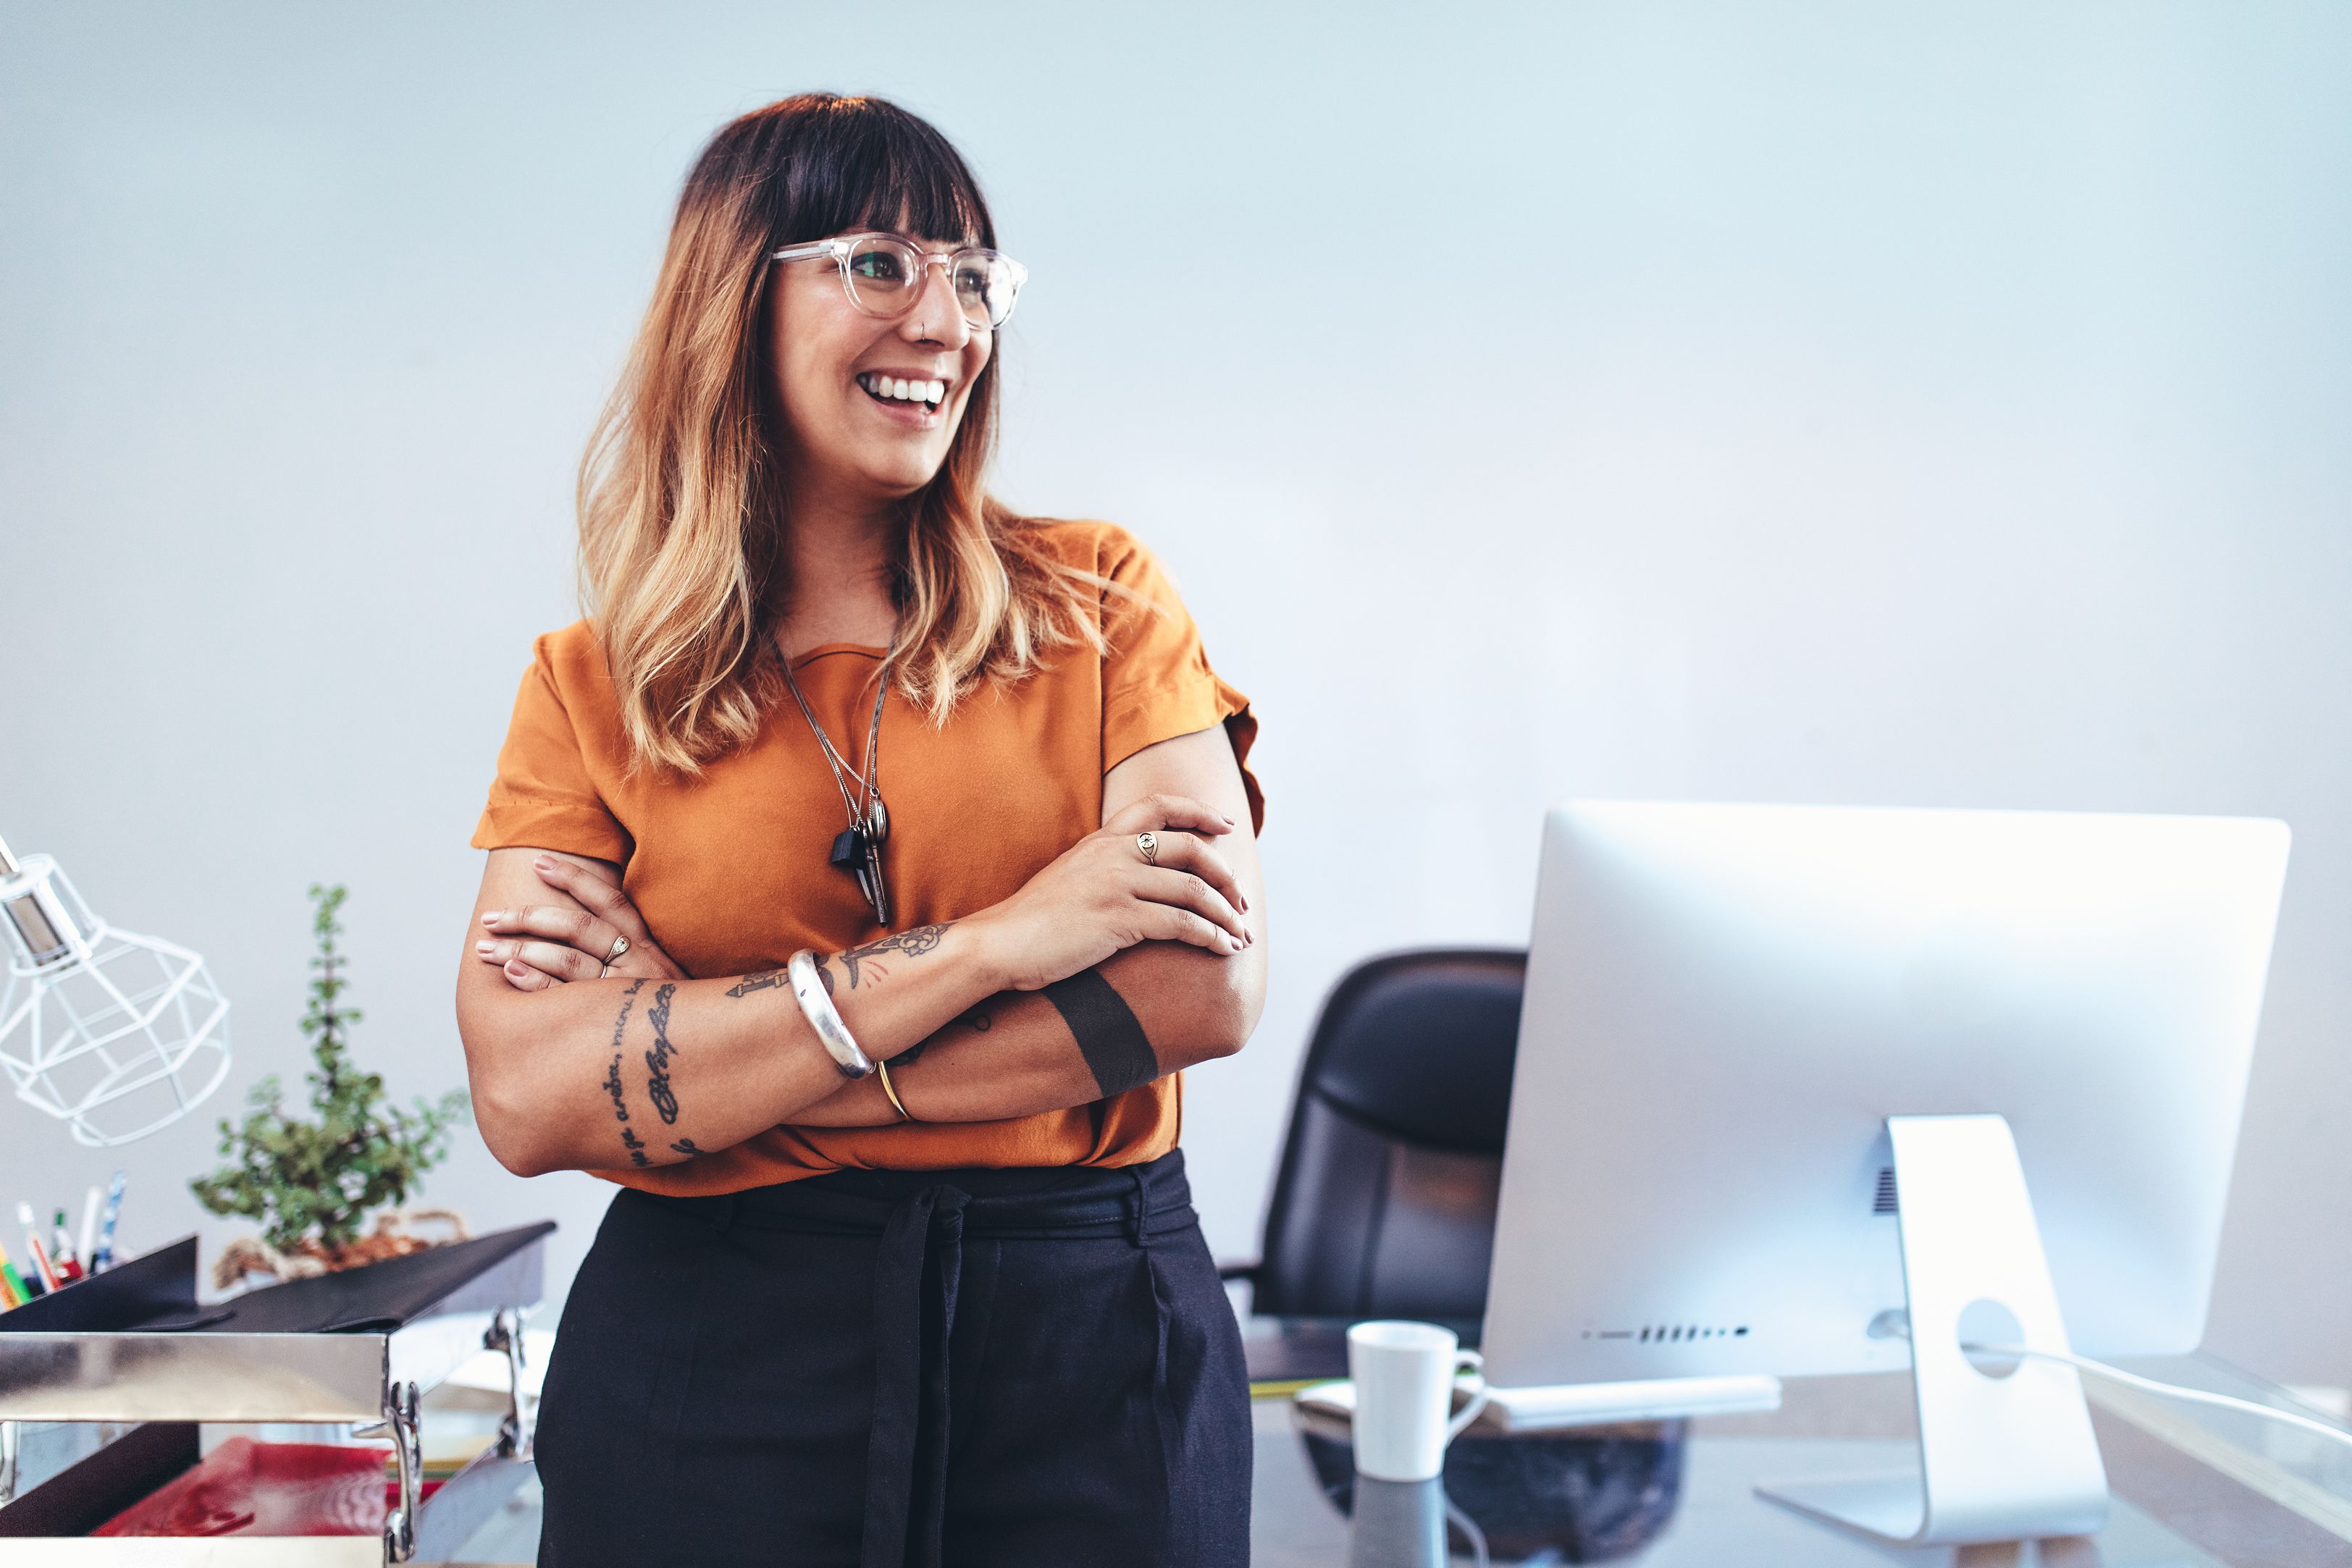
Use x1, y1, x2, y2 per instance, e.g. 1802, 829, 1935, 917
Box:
18, 1202, 60, 1291
0, 1239, 26, 1309
93, 1171, 125, 1272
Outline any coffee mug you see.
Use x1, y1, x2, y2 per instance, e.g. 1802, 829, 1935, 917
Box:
1346, 1319, 1490, 1481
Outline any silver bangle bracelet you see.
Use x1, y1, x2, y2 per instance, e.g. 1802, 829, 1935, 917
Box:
788, 948, 873, 1079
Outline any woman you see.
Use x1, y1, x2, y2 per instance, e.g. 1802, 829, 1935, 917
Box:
454, 95, 1265, 1567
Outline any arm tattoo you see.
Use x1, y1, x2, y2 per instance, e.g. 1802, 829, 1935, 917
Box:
600, 980, 650, 1166
726, 968, 788, 998
836, 922, 953, 988
644, 981, 681, 1124
954, 1008, 993, 1032
1041, 969, 1160, 1100
670, 1138, 707, 1156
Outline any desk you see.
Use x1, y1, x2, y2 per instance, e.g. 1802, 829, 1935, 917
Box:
1243, 1318, 2352, 1565
419, 1319, 2352, 1564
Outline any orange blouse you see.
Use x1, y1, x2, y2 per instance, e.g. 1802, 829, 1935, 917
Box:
471, 519, 1261, 1197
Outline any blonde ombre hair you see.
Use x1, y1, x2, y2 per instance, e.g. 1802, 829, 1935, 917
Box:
579, 93, 1105, 773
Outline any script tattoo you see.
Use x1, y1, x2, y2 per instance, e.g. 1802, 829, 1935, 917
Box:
670, 1138, 706, 1156
725, 968, 788, 999
836, 922, 953, 989
644, 982, 681, 1124
600, 981, 649, 1166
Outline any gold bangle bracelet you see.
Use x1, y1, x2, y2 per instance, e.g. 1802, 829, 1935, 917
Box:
874, 1058, 915, 1122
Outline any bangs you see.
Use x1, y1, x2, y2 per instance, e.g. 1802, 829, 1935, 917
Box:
745, 93, 993, 250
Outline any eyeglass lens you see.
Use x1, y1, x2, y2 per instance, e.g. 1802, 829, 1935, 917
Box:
842, 235, 1020, 328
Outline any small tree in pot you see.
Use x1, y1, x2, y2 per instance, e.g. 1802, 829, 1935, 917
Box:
192, 883, 470, 1276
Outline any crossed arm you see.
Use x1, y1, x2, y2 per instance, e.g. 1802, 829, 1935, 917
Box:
454, 725, 1266, 1177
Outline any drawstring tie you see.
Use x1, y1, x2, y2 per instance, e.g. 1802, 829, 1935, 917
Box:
862, 1184, 970, 1568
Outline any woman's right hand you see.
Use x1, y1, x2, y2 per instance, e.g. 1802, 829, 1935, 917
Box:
474, 853, 690, 991
970, 793, 1253, 993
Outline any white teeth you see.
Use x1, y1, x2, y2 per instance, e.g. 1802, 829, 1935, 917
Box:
861, 374, 944, 408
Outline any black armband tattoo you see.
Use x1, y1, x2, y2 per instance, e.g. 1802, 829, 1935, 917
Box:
1041, 969, 1160, 1100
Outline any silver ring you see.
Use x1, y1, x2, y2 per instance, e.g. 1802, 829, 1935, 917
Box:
604, 932, 631, 964
1136, 831, 1159, 867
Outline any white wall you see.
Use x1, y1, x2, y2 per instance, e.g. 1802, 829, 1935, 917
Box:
4, 2, 2347, 1386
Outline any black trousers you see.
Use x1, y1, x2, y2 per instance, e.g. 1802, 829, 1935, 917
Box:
534, 1150, 1251, 1567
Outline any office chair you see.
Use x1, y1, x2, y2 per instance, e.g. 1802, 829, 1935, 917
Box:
1238, 948, 1688, 1561
1228, 948, 1526, 1320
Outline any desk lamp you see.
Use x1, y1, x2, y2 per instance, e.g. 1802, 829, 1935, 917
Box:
0, 830, 231, 1145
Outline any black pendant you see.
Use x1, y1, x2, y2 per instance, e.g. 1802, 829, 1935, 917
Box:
828, 826, 868, 872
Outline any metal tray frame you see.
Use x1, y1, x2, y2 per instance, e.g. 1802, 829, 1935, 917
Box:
0, 1229, 550, 1564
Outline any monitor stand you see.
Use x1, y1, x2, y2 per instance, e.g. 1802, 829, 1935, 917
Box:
1756, 1113, 2110, 1546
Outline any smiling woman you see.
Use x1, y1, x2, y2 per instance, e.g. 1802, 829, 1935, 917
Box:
453, 94, 1264, 1567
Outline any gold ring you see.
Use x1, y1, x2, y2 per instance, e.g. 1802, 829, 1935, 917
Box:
1136, 831, 1159, 867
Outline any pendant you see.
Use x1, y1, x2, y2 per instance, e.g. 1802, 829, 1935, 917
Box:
828, 826, 866, 872
862, 835, 891, 928
828, 818, 890, 927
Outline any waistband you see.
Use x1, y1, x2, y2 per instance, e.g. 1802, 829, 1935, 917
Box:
635, 1146, 1198, 1244
627, 1148, 1197, 1567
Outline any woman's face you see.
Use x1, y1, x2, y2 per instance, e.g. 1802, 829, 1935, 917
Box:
768, 232, 994, 506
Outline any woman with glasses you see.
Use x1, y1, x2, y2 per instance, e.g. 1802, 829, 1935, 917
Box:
453, 94, 1264, 1566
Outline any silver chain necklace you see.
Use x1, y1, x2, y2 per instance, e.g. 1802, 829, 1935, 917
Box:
779, 655, 891, 927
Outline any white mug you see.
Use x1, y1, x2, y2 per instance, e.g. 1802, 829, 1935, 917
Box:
1346, 1320, 1490, 1482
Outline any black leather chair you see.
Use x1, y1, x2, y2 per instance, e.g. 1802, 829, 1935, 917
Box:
1232, 948, 1526, 1321
1241, 949, 1691, 1560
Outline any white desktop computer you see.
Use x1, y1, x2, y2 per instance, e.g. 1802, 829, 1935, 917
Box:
1478, 801, 2291, 1546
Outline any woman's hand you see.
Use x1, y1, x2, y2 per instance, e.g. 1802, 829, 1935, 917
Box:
474, 853, 689, 991
966, 793, 1253, 994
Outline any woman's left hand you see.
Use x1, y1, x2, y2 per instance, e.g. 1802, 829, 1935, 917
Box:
474, 853, 689, 991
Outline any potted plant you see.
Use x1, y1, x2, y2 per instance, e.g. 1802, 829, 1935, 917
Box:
191, 884, 470, 1284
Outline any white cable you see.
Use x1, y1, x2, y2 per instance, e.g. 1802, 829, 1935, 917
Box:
1965, 1342, 2352, 1455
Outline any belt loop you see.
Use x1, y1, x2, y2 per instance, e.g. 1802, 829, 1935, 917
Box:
1128, 1165, 1150, 1249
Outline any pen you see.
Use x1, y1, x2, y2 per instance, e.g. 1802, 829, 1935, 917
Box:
52, 1207, 85, 1282
93, 1170, 125, 1272
78, 1185, 101, 1272
19, 1202, 61, 1291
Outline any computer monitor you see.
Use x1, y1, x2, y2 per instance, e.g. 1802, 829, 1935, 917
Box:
1478, 801, 2290, 1543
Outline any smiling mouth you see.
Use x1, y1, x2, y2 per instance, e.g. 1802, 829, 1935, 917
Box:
857, 372, 946, 412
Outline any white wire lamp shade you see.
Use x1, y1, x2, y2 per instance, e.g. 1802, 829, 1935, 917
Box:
0, 831, 231, 1146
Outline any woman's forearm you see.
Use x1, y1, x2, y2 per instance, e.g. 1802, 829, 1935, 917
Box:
789, 937, 1265, 1129
458, 921, 1001, 1173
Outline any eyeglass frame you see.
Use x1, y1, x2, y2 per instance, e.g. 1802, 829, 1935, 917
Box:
768, 231, 1028, 332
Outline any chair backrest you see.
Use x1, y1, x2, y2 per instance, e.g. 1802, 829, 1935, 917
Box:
1252, 948, 1526, 1320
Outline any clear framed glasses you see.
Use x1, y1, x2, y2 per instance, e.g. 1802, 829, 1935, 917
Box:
770, 232, 1028, 331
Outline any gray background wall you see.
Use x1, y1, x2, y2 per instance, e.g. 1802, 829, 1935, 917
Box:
4, 3, 2347, 1388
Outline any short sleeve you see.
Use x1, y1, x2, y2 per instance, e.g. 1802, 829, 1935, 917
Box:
470, 636, 632, 862
1099, 535, 1265, 833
